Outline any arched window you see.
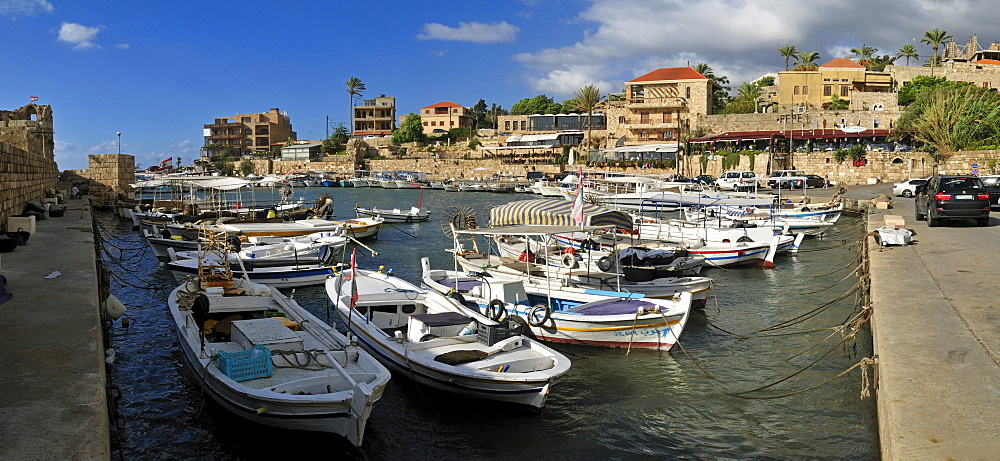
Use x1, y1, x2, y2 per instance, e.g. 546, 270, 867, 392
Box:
618, 116, 626, 123
891, 157, 904, 164
794, 86, 801, 95
802, 86, 809, 95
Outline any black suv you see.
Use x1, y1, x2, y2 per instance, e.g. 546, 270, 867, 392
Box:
914, 175, 990, 227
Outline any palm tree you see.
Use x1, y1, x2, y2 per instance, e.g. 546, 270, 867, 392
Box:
793, 51, 821, 71
569, 84, 605, 150
344, 76, 366, 138
921, 28, 952, 76
898, 43, 919, 66
778, 45, 798, 71
850, 44, 877, 69
693, 62, 713, 77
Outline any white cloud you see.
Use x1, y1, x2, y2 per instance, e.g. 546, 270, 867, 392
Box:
0, 0, 53, 17
115, 43, 130, 50
512, 0, 1000, 97
417, 21, 520, 43
57, 22, 102, 50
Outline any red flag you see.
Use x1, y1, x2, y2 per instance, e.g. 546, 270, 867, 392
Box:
571, 167, 584, 225
29, 96, 38, 102
348, 248, 358, 310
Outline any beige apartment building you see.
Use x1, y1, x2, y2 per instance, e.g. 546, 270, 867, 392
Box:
353, 95, 396, 137
419, 102, 474, 135
610, 67, 715, 146
202, 108, 295, 159
776, 58, 892, 112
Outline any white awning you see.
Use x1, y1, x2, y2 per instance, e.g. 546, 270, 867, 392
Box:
600, 143, 678, 153
505, 135, 521, 142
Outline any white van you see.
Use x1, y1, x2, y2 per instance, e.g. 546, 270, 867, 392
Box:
715, 171, 757, 191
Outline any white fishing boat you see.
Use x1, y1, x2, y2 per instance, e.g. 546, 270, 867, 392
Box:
448, 225, 713, 307
167, 256, 334, 288
172, 233, 348, 266
421, 258, 692, 349
629, 217, 802, 267
355, 205, 431, 223
166, 230, 390, 446
326, 265, 571, 409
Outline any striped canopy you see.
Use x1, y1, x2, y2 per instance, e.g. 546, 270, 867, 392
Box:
489, 199, 633, 230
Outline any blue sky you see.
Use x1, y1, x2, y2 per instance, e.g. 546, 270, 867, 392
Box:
2, 0, 999, 170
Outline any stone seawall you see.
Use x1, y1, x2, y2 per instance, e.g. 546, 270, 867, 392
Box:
0, 141, 59, 229
235, 148, 1000, 186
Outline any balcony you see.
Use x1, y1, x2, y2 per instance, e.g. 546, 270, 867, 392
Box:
625, 121, 682, 130
626, 97, 686, 109
204, 122, 241, 129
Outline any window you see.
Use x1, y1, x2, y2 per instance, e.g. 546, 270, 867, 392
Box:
244, 128, 252, 135
662, 112, 672, 123
802, 86, 808, 95
794, 86, 800, 95
685, 87, 691, 99
241, 117, 251, 122
520, 121, 526, 130
422, 121, 427, 126
840, 85, 849, 97
424, 109, 430, 114
450, 121, 454, 126
618, 116, 626, 123
640, 112, 649, 123
505, 121, 511, 130
824, 85, 832, 96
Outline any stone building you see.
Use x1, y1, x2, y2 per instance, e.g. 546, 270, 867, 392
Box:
610, 67, 714, 146
0, 104, 54, 159
776, 58, 892, 112
353, 95, 396, 137
418, 102, 474, 136
201, 108, 296, 160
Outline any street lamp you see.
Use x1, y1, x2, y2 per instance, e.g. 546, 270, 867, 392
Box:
116, 132, 121, 155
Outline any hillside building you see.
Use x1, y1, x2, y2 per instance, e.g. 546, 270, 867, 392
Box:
202, 108, 295, 160
419, 102, 474, 136
353, 95, 396, 138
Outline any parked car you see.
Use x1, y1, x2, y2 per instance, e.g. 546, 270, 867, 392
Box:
716, 171, 757, 191
892, 178, 929, 197
693, 174, 716, 185
981, 175, 1000, 209
767, 170, 806, 189
802, 174, 827, 188
914, 175, 990, 227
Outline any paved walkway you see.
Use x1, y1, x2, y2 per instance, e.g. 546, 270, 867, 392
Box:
865, 187, 1000, 459
0, 199, 109, 460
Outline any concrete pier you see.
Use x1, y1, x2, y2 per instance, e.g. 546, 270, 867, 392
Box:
866, 188, 1000, 459
0, 199, 109, 460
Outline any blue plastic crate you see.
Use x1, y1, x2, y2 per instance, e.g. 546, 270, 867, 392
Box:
217, 344, 273, 382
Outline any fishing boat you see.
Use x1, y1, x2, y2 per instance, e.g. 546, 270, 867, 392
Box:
166, 229, 390, 446
421, 258, 692, 349
167, 256, 335, 288
355, 205, 431, 223
326, 264, 571, 409
448, 225, 713, 307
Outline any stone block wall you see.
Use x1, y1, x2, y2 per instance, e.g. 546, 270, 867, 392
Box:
85, 154, 135, 203
0, 141, 59, 229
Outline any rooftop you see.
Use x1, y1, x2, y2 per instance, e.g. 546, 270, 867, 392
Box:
820, 58, 866, 69
629, 67, 707, 83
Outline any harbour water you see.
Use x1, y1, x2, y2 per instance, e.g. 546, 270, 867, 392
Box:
104, 186, 877, 459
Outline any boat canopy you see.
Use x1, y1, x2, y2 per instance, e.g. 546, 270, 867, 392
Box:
489, 199, 634, 230
454, 224, 613, 237
182, 177, 253, 190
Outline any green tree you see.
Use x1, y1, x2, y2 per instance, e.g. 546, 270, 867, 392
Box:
897, 75, 948, 105
510, 95, 562, 115
321, 122, 350, 154
897, 83, 1000, 161
756, 76, 775, 87
826, 94, 850, 110
720, 81, 761, 114
778, 45, 798, 71
850, 44, 877, 69
793, 51, 821, 71
898, 43, 919, 66
487, 103, 508, 129
568, 84, 606, 149
471, 99, 488, 130
868, 54, 896, 71
921, 28, 952, 76
344, 76, 365, 136
392, 113, 426, 144
238, 159, 254, 176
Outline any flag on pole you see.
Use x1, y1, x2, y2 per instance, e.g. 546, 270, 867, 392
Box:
160, 157, 173, 169
571, 167, 585, 225
348, 248, 359, 310
29, 96, 38, 102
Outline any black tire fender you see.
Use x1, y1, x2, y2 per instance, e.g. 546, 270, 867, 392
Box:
597, 256, 614, 272
527, 303, 551, 327
487, 299, 506, 322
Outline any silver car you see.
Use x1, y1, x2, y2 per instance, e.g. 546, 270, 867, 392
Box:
892, 178, 928, 197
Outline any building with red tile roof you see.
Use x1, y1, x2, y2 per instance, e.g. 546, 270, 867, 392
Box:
419, 101, 474, 136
